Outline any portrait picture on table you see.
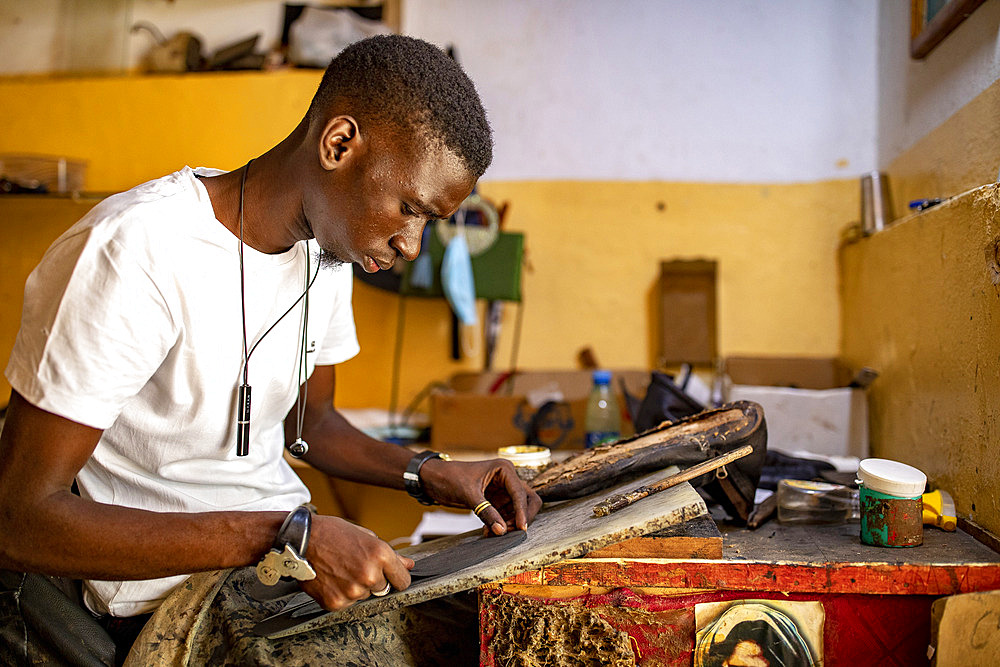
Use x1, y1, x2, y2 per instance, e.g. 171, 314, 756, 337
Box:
694, 600, 822, 667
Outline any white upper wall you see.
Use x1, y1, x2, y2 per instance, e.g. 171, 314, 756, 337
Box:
7, 1, 995, 183
402, 0, 879, 182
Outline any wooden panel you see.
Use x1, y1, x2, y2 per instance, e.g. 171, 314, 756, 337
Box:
505, 559, 1000, 596
585, 513, 722, 559
502, 522, 1000, 596
480, 589, 936, 667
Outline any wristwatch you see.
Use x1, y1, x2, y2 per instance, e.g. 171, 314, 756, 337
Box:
403, 450, 451, 505
256, 504, 317, 586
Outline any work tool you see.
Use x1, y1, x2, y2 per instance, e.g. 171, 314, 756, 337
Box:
593, 444, 754, 517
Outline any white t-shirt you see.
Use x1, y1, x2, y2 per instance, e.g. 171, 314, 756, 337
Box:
5, 167, 360, 616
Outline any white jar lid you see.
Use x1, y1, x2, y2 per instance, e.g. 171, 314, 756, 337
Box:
858, 458, 927, 497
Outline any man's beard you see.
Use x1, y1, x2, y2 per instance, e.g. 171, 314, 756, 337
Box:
315, 247, 348, 269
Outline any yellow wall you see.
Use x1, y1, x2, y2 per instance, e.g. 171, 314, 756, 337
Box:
0, 72, 853, 413
886, 78, 1000, 219
840, 184, 1000, 530
841, 78, 1000, 533
0, 71, 320, 192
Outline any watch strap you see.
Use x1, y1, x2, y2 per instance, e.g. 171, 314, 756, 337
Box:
274, 504, 312, 556
403, 450, 448, 505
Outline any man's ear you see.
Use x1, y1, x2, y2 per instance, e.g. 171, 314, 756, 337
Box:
318, 116, 360, 170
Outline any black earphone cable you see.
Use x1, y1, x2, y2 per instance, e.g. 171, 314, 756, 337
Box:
236, 159, 319, 456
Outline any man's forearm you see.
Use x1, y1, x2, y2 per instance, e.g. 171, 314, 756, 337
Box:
0, 391, 291, 581
297, 407, 418, 489
0, 491, 286, 581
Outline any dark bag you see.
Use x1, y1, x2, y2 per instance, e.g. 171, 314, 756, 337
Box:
634, 370, 705, 431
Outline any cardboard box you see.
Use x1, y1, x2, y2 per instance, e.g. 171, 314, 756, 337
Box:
430, 369, 651, 451
726, 356, 868, 459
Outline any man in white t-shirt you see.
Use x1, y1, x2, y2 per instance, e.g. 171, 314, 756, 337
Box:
0, 35, 540, 663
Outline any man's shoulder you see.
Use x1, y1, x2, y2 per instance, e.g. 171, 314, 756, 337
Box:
67, 168, 219, 254
93, 167, 207, 226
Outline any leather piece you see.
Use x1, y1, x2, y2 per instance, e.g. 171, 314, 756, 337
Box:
409, 530, 527, 579
251, 530, 529, 637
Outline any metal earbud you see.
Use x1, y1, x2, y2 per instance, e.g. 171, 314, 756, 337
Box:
288, 438, 309, 458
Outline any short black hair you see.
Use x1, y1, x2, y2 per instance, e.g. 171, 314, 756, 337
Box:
308, 34, 493, 179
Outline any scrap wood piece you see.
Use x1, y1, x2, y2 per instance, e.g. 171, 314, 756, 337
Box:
530, 401, 766, 502
584, 513, 722, 559
593, 444, 753, 517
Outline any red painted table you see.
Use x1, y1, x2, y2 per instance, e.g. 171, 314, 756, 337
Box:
479, 521, 1000, 665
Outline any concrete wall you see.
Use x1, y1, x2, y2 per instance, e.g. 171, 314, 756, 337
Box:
404, 0, 879, 183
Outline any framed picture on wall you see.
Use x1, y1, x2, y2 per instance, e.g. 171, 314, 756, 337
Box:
910, 0, 987, 58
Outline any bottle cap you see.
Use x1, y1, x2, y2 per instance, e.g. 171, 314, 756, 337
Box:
858, 458, 926, 497
592, 370, 612, 385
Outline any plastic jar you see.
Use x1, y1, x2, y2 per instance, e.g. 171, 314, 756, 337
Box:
857, 458, 926, 547
497, 445, 551, 481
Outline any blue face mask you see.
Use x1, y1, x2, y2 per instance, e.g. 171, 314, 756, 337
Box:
408, 225, 435, 289
441, 232, 477, 325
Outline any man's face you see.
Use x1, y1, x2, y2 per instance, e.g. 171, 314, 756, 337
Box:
306, 131, 476, 273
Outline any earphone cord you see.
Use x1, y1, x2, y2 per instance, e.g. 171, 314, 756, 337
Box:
239, 160, 252, 384
295, 252, 310, 441
236, 160, 319, 457
238, 159, 320, 378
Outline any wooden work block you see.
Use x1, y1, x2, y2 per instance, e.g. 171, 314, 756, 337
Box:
584, 514, 722, 559
930, 590, 1000, 666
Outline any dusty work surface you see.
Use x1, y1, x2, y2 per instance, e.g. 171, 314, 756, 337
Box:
722, 521, 1000, 564
256, 470, 708, 638
500, 520, 1000, 597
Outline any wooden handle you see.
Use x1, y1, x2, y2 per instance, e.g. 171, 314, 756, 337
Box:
592, 444, 754, 517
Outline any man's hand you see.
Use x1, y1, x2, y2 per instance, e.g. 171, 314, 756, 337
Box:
299, 515, 414, 611
419, 459, 542, 536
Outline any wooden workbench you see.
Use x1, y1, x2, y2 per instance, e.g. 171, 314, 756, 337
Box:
480, 521, 1000, 666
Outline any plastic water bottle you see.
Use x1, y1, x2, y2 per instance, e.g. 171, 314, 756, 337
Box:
584, 370, 621, 448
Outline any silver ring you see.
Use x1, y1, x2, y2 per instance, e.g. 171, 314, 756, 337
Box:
371, 582, 392, 597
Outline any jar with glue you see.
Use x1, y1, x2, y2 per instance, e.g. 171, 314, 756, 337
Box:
497, 445, 551, 482
858, 458, 926, 547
